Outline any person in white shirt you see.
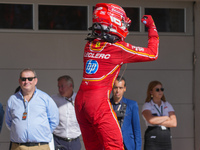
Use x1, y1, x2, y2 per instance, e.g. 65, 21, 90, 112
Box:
52, 75, 81, 150
142, 80, 177, 150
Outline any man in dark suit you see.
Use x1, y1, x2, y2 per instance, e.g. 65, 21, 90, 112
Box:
110, 76, 142, 150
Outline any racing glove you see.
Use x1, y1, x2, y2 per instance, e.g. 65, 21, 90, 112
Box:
141, 15, 158, 38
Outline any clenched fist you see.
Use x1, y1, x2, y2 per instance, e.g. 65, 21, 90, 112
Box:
141, 15, 156, 29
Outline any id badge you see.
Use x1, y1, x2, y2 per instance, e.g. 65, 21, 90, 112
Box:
22, 112, 27, 120
161, 125, 167, 130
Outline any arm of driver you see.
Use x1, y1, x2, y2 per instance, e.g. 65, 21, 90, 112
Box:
142, 110, 169, 125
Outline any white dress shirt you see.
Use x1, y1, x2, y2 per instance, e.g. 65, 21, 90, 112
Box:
52, 92, 81, 139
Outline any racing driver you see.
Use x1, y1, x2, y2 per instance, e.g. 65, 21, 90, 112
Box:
75, 3, 159, 150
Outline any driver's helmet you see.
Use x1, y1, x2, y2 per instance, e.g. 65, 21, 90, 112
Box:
93, 3, 131, 40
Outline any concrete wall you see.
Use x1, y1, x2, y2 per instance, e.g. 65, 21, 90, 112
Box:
194, 2, 200, 150
0, 0, 198, 150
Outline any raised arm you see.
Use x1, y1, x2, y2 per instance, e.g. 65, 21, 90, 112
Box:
121, 15, 159, 64
141, 15, 159, 60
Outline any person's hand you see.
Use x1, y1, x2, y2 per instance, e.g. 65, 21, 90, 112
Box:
141, 15, 156, 29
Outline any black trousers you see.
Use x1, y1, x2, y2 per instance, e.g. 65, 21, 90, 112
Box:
144, 126, 172, 150
53, 135, 81, 150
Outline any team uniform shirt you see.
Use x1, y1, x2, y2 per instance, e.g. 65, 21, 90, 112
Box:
142, 100, 175, 127
75, 28, 159, 150
52, 92, 81, 139
81, 36, 159, 89
5, 88, 59, 143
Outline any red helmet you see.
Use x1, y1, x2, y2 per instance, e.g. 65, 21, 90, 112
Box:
93, 3, 131, 40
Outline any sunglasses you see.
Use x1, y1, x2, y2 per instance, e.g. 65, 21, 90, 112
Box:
20, 77, 36, 81
155, 88, 164, 92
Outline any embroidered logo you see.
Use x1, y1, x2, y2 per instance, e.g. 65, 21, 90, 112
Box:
90, 41, 106, 52
150, 136, 156, 139
95, 41, 101, 47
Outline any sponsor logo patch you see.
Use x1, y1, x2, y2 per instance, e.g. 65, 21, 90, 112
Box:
85, 60, 99, 74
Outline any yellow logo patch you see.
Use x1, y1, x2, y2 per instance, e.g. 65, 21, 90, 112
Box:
95, 41, 101, 47
90, 41, 106, 52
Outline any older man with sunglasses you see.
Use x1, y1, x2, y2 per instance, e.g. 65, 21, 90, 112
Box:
5, 68, 59, 150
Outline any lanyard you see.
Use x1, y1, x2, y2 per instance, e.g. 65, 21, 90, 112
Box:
154, 105, 163, 116
112, 103, 121, 111
117, 104, 121, 111
65, 98, 74, 106
21, 92, 34, 120
22, 99, 28, 120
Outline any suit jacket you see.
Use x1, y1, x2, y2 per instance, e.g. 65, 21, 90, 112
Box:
111, 97, 142, 150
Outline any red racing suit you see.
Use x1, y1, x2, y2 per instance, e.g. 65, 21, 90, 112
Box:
75, 28, 159, 150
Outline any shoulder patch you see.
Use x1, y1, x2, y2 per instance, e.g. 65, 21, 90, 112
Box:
90, 41, 107, 52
